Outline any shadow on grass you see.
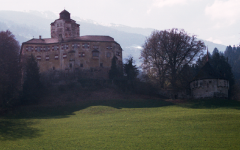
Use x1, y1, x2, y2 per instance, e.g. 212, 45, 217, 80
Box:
179, 98, 240, 110
2, 99, 174, 120
0, 119, 42, 141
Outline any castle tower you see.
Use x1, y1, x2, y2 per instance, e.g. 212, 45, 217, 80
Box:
50, 10, 80, 39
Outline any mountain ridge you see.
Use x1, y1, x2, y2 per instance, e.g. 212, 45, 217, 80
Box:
0, 10, 227, 66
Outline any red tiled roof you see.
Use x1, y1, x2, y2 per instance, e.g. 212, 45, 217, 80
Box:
24, 38, 58, 44
79, 35, 114, 41
23, 35, 115, 44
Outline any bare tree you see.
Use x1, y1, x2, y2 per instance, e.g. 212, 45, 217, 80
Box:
141, 28, 205, 90
0, 30, 21, 107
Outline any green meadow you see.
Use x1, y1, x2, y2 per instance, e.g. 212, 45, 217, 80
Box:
0, 99, 240, 150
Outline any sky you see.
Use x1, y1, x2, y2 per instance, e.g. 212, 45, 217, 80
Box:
0, 0, 240, 46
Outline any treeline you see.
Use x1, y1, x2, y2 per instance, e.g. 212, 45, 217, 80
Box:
0, 30, 43, 110
140, 29, 238, 99
224, 45, 240, 85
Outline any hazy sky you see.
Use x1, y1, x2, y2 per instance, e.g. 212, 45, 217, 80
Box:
1, 0, 240, 45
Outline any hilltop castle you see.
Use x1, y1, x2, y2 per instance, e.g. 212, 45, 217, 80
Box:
20, 10, 122, 79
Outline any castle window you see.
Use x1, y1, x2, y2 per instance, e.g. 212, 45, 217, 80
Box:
25, 46, 29, 51
55, 54, 59, 60
82, 43, 90, 49
72, 43, 78, 49
63, 53, 67, 58
100, 63, 103, 67
54, 46, 58, 51
79, 52, 85, 57
116, 52, 121, 56
69, 63, 72, 68
106, 52, 111, 58
92, 50, 99, 57
45, 55, 49, 61
106, 46, 112, 49
53, 67, 55, 70
37, 56, 41, 60
61, 44, 68, 50
35, 47, 41, 52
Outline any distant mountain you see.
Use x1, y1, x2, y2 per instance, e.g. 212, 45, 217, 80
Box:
0, 10, 227, 67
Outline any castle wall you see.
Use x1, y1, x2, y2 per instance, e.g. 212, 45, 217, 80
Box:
22, 41, 122, 79
190, 79, 229, 99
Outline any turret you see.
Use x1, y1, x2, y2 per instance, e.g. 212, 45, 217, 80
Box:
50, 10, 80, 39
60, 10, 71, 20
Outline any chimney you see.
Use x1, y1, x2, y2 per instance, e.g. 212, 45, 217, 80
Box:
39, 35, 42, 39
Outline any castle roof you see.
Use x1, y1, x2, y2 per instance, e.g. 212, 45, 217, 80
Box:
60, 9, 70, 20
192, 62, 226, 81
23, 35, 117, 44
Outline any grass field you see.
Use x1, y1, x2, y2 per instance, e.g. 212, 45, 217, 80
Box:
0, 99, 240, 149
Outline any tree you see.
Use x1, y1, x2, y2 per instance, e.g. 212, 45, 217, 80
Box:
123, 56, 139, 80
0, 30, 21, 107
211, 48, 235, 97
109, 56, 122, 80
224, 45, 240, 86
141, 29, 206, 90
22, 54, 42, 105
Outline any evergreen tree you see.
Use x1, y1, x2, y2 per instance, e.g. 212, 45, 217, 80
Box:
109, 56, 122, 79
224, 45, 240, 85
210, 48, 235, 97
22, 54, 42, 105
123, 57, 139, 80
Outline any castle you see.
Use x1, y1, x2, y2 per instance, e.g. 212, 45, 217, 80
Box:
190, 62, 229, 99
20, 10, 122, 79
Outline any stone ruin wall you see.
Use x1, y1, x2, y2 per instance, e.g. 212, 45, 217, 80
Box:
190, 79, 229, 98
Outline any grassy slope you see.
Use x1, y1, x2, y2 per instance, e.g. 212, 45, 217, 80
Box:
0, 99, 240, 150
